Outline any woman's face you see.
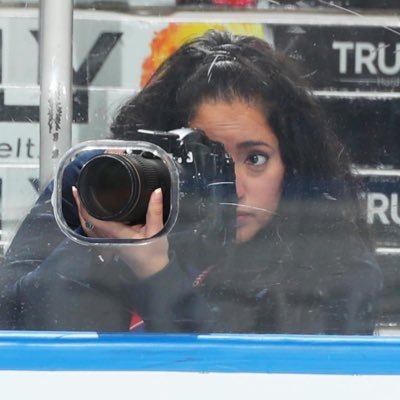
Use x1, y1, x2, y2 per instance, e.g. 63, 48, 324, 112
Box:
190, 99, 285, 242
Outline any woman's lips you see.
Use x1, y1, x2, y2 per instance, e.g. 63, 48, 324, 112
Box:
236, 211, 253, 225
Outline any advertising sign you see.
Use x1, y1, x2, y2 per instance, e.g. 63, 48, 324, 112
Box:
274, 25, 400, 91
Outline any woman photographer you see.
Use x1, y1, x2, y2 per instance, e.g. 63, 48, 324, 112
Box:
0, 30, 382, 333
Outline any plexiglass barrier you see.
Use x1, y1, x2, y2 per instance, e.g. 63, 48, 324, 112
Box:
0, 0, 400, 340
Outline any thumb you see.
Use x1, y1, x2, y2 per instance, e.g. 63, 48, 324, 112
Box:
145, 188, 164, 237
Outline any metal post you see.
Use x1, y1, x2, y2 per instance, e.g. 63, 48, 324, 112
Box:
39, 0, 73, 189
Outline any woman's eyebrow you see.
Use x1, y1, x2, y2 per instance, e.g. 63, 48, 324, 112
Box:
237, 140, 274, 150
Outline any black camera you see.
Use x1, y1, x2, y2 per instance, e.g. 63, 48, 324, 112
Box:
76, 128, 236, 235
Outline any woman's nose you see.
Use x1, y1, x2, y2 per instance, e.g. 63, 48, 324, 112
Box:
234, 165, 245, 200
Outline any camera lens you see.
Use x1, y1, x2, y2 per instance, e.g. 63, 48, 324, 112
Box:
77, 153, 170, 225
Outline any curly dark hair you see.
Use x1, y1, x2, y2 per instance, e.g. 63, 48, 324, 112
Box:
110, 29, 369, 244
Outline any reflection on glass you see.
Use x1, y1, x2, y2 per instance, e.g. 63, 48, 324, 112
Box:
0, 30, 383, 337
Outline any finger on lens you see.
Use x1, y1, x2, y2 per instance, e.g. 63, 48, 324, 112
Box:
145, 188, 164, 236
72, 186, 90, 231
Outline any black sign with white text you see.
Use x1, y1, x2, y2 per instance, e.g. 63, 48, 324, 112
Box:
274, 25, 400, 91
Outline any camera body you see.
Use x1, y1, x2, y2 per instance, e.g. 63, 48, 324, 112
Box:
75, 128, 236, 238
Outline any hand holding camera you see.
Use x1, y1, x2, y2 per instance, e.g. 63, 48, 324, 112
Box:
59, 128, 236, 278
72, 184, 169, 278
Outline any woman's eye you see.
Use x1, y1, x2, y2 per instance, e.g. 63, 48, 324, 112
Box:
246, 153, 269, 166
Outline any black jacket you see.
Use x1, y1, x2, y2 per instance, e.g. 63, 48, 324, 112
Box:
0, 153, 383, 334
